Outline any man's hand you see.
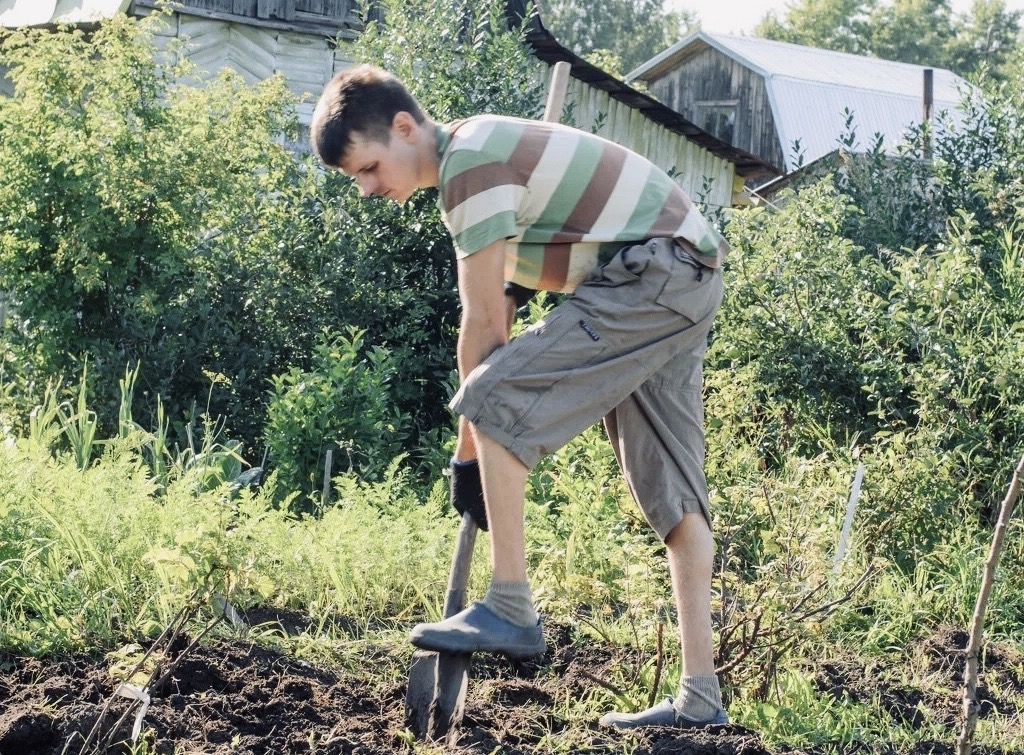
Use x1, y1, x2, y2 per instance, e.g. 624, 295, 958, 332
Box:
449, 458, 488, 530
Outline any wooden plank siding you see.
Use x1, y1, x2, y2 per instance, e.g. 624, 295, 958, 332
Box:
131, 0, 367, 37
647, 46, 786, 175
565, 75, 735, 209
141, 5, 354, 133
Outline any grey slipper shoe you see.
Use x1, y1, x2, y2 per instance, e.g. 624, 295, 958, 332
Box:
598, 697, 729, 729
409, 602, 546, 658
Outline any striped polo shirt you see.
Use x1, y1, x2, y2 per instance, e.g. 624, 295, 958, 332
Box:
437, 115, 729, 293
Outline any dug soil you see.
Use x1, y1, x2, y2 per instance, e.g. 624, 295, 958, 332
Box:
0, 613, 1020, 755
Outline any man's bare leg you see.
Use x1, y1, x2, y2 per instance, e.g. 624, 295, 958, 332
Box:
667, 512, 716, 676
473, 429, 529, 582
666, 512, 724, 722
407, 427, 544, 656
599, 511, 726, 728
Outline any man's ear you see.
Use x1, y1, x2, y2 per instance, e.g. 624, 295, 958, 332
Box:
391, 111, 419, 142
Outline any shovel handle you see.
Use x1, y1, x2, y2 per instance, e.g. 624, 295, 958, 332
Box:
543, 61, 570, 123
442, 512, 478, 619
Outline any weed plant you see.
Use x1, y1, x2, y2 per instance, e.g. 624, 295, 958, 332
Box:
0, 390, 470, 656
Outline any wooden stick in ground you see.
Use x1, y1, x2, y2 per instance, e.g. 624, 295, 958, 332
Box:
322, 448, 333, 505
544, 61, 570, 123
956, 453, 1024, 755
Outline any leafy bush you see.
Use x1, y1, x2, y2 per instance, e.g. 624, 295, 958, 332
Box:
0, 15, 300, 447
263, 327, 409, 504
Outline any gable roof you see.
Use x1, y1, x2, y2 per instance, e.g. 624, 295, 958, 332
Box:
628, 31, 975, 173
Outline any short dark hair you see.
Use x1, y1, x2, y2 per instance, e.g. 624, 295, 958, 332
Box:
310, 64, 426, 168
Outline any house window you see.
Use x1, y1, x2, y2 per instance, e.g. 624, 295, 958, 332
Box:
697, 101, 737, 144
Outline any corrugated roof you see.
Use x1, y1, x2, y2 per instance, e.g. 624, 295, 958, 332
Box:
0, 0, 131, 27
629, 31, 976, 173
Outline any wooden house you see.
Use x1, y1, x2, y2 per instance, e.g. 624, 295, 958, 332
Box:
628, 31, 973, 182
0, 1, 779, 208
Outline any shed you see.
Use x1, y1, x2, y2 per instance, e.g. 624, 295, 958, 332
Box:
0, 1, 779, 208
627, 31, 974, 178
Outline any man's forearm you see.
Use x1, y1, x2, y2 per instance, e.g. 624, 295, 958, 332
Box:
452, 240, 511, 463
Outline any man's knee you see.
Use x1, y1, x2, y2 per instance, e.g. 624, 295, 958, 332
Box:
666, 511, 713, 551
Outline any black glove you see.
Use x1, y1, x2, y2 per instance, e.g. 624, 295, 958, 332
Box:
504, 281, 536, 309
449, 458, 488, 531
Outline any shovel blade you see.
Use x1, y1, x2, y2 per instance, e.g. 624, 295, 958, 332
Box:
405, 648, 471, 741
406, 513, 478, 740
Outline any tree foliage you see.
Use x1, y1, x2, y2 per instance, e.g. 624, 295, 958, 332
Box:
537, 0, 694, 76
756, 0, 1023, 78
0, 15, 301, 445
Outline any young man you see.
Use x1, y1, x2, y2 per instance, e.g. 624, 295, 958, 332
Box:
310, 64, 729, 729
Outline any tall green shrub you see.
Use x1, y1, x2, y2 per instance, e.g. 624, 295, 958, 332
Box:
712, 55, 1024, 512
0, 15, 300, 450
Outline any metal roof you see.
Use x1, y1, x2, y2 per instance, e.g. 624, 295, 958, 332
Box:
0, 0, 130, 27
629, 31, 976, 173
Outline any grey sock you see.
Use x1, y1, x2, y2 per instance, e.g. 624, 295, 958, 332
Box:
483, 580, 538, 627
674, 674, 723, 721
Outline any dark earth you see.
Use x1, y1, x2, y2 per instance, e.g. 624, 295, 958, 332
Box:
1, 610, 1022, 755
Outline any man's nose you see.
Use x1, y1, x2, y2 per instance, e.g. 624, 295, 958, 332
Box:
356, 175, 377, 197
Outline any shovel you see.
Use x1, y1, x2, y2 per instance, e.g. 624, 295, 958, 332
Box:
404, 510, 478, 741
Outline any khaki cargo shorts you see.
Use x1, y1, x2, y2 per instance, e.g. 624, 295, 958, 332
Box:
450, 237, 723, 540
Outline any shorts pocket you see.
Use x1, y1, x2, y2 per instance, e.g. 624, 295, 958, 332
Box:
580, 242, 650, 288
655, 251, 721, 324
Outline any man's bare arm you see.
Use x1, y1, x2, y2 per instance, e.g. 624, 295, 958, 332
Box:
453, 240, 508, 461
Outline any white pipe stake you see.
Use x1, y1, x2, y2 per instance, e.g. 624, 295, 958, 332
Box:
833, 462, 865, 574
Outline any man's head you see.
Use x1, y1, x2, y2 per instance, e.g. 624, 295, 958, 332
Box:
310, 64, 426, 169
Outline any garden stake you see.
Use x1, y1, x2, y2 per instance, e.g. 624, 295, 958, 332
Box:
956, 452, 1024, 755
403, 60, 572, 743
832, 461, 864, 573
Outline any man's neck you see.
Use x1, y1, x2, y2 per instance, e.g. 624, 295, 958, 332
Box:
417, 118, 442, 189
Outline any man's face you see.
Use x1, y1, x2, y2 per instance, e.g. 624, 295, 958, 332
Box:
339, 120, 421, 203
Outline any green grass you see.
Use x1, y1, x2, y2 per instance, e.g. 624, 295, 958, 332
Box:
2, 386, 1023, 754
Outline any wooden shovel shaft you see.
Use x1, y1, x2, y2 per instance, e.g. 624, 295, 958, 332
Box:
543, 61, 570, 123
442, 512, 478, 618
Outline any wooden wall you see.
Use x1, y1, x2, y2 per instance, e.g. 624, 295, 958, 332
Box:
565, 76, 735, 210
135, 0, 366, 32
133, 1, 357, 136
647, 46, 785, 176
